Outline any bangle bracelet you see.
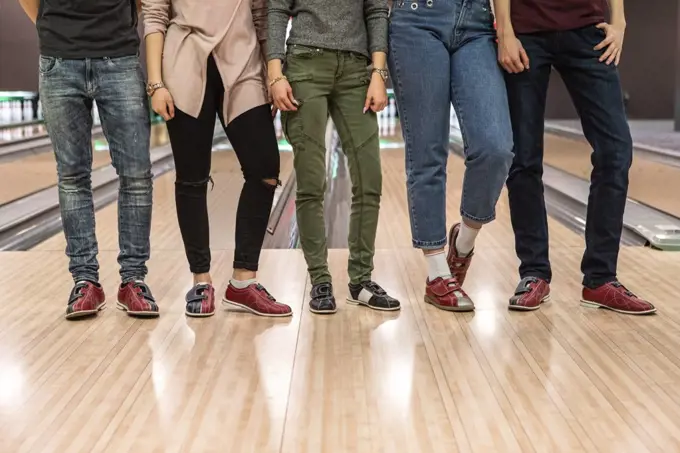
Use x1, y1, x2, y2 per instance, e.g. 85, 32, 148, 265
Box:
269, 75, 287, 87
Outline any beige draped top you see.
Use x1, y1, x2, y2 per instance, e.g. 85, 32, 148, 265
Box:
142, 0, 268, 123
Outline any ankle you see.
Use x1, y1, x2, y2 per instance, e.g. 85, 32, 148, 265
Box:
232, 269, 256, 281
193, 273, 212, 286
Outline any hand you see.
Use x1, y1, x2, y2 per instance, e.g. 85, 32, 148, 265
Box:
364, 73, 387, 113
151, 88, 175, 121
271, 105, 279, 119
595, 22, 625, 65
270, 77, 299, 112
498, 33, 529, 73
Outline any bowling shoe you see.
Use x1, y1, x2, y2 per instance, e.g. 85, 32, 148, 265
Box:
65, 281, 106, 319
446, 222, 474, 285
508, 277, 551, 311
117, 281, 160, 317
582, 281, 656, 315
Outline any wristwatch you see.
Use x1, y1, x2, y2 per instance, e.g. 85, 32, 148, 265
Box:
372, 68, 389, 82
146, 82, 165, 97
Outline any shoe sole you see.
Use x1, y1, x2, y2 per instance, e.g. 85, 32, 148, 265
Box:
185, 309, 216, 318
508, 294, 551, 311
222, 298, 293, 317
309, 305, 338, 315
116, 301, 160, 318
580, 299, 657, 315
424, 295, 475, 312
65, 302, 106, 320
346, 298, 400, 311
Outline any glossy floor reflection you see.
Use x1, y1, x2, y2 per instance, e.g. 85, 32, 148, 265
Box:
3, 136, 680, 452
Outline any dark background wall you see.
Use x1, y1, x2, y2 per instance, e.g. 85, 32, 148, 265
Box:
543, 0, 677, 119
0, 0, 40, 91
0, 0, 677, 119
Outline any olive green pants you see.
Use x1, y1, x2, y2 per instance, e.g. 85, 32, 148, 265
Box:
282, 45, 382, 285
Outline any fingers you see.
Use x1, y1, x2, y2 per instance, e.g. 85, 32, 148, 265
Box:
615, 49, 622, 66
273, 85, 298, 112
363, 95, 372, 114
501, 56, 525, 74
519, 48, 530, 69
370, 97, 387, 113
606, 47, 621, 66
594, 35, 613, 51
271, 105, 279, 119
167, 99, 175, 120
599, 41, 617, 63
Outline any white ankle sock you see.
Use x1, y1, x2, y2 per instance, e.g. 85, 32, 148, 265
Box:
455, 222, 480, 257
426, 251, 452, 281
230, 278, 256, 289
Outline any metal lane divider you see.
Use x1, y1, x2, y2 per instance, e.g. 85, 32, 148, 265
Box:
449, 114, 680, 250
0, 127, 227, 251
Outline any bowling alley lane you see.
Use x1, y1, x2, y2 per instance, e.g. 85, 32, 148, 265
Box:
543, 133, 680, 218
0, 122, 47, 144
0, 123, 168, 206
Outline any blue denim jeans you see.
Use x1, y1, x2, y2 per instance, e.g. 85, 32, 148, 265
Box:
504, 26, 632, 288
388, 0, 513, 249
39, 55, 152, 283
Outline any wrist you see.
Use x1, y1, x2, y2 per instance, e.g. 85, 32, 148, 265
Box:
496, 24, 516, 39
611, 17, 627, 28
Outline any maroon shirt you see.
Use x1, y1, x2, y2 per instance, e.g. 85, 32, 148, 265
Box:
510, 0, 607, 34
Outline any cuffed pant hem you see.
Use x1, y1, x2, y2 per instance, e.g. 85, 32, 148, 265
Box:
73, 274, 99, 284
460, 210, 496, 225
309, 275, 332, 286
582, 276, 617, 290
412, 238, 447, 250
234, 261, 258, 272
519, 272, 552, 284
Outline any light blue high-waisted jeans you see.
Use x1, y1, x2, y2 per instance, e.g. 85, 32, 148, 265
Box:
388, 0, 513, 249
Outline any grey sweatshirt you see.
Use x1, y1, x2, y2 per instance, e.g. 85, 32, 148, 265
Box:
267, 0, 389, 61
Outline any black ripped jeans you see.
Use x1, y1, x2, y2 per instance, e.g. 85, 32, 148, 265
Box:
166, 56, 280, 274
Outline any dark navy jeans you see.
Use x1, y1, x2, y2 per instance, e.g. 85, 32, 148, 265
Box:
39, 55, 152, 284
388, 0, 514, 249
504, 25, 633, 289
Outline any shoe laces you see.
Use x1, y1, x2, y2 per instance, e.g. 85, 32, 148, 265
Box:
364, 281, 386, 296
255, 284, 276, 302
611, 282, 636, 298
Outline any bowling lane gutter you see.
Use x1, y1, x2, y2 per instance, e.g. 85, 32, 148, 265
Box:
545, 122, 680, 169
0, 126, 105, 164
0, 130, 227, 251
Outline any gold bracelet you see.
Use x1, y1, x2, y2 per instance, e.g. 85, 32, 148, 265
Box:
269, 75, 287, 87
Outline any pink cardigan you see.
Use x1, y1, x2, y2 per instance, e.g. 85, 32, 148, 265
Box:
142, 0, 268, 123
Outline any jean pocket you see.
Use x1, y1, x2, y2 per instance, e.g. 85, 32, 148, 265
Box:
104, 55, 141, 70
287, 45, 321, 59
38, 56, 59, 75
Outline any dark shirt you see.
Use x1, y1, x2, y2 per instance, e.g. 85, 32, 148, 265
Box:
510, 0, 607, 34
37, 0, 140, 59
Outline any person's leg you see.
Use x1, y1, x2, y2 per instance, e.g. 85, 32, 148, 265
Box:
328, 52, 399, 311
163, 58, 220, 317
504, 34, 555, 311
40, 57, 106, 319
388, 0, 472, 312
448, 9, 514, 282
92, 56, 158, 318
218, 100, 291, 317
93, 56, 152, 282
555, 25, 655, 314
281, 46, 336, 313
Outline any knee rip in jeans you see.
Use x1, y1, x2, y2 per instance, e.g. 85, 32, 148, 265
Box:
176, 176, 215, 191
